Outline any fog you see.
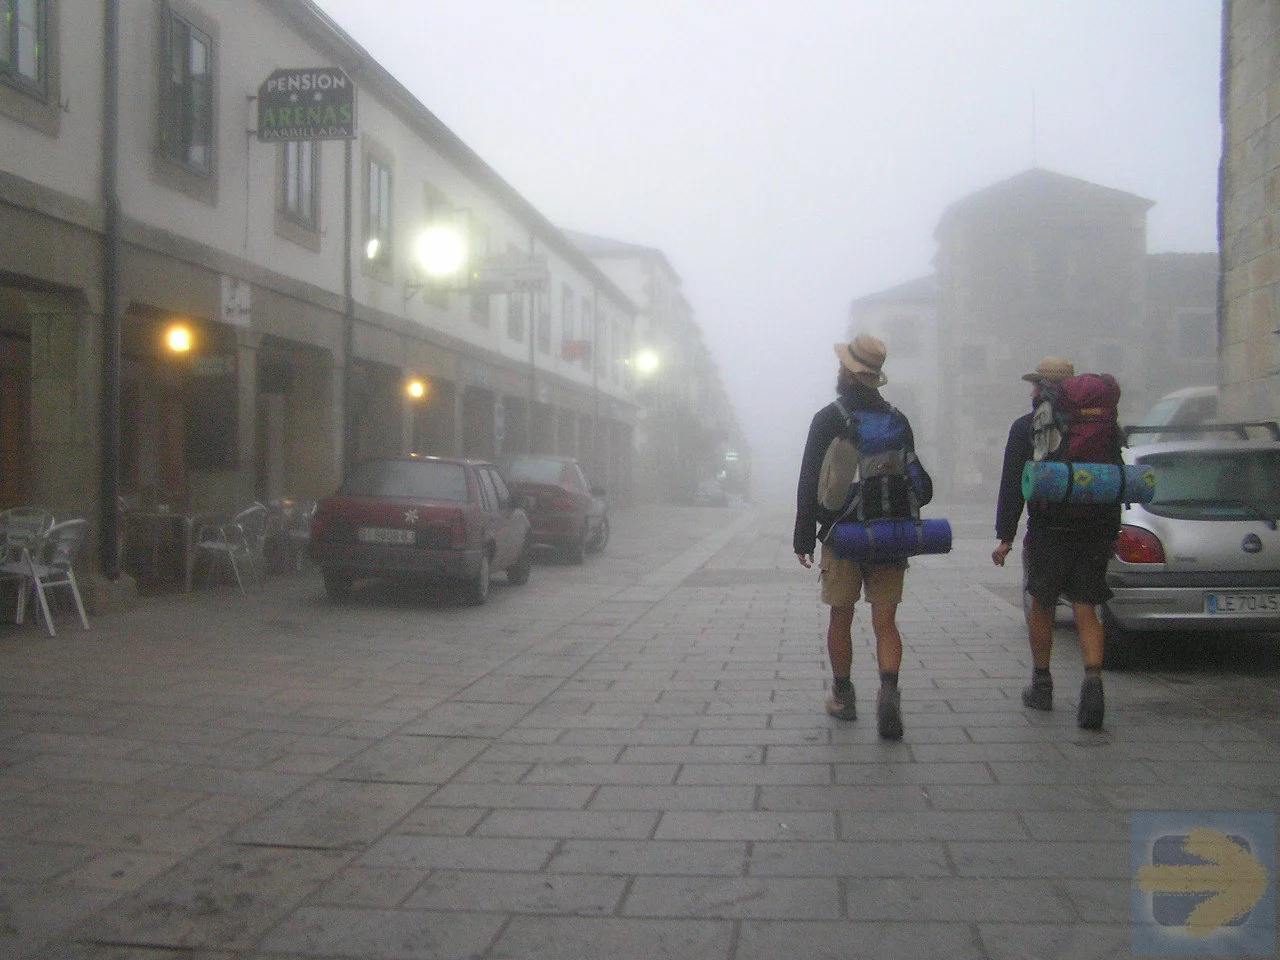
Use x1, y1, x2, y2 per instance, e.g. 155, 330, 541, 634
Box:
313, 0, 1223, 509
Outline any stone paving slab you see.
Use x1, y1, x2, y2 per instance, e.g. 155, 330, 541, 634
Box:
0, 503, 1277, 958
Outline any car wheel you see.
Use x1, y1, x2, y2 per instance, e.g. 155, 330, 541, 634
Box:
323, 570, 353, 602
1100, 603, 1136, 670
565, 527, 587, 565
465, 552, 491, 605
507, 537, 532, 586
588, 515, 610, 554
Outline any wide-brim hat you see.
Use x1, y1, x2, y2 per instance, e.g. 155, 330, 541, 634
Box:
833, 333, 888, 387
1021, 356, 1074, 384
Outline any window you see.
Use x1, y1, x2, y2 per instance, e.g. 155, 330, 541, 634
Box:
281, 140, 317, 228
1177, 312, 1215, 360
887, 316, 922, 359
959, 343, 986, 375
471, 293, 490, 328
506, 293, 525, 342
1, 0, 45, 95
365, 156, 392, 265
561, 284, 575, 341
536, 290, 550, 354
160, 9, 213, 175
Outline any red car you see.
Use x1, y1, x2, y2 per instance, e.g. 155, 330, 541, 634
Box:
500, 455, 609, 564
308, 456, 531, 604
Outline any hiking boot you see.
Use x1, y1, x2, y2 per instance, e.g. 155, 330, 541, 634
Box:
825, 686, 857, 721
1021, 676, 1053, 711
1077, 674, 1105, 730
876, 685, 903, 740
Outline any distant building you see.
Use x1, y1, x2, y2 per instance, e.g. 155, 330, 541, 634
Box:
563, 230, 748, 503
846, 275, 939, 476
1220, 0, 1280, 421
853, 168, 1217, 502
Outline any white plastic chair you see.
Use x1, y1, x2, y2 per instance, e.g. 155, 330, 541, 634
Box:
0, 518, 90, 637
0, 507, 55, 563
195, 503, 269, 594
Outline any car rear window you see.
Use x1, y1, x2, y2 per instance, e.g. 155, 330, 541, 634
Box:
1139, 449, 1280, 519
504, 458, 565, 484
341, 460, 469, 501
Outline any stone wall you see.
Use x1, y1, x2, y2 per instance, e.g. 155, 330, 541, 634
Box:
1221, 0, 1280, 420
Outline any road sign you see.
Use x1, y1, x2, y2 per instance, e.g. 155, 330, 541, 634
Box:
257, 67, 356, 141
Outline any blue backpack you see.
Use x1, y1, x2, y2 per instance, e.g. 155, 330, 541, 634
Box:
829, 405, 932, 527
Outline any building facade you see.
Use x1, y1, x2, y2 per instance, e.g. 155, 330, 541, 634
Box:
563, 231, 747, 504
0, 0, 646, 596
1221, 0, 1280, 420
846, 275, 939, 477
855, 169, 1217, 502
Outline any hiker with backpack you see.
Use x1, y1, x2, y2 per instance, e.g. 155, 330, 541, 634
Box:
794, 333, 932, 740
992, 356, 1123, 730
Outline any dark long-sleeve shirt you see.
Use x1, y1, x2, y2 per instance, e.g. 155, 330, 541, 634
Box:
794, 382, 909, 556
994, 408, 1123, 543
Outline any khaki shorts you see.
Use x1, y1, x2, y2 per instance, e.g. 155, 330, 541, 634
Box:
819, 543, 906, 608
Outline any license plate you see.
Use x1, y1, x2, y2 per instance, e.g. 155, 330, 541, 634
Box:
357, 527, 415, 545
1205, 593, 1280, 615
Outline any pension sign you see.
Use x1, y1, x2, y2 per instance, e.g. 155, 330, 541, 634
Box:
257, 67, 356, 141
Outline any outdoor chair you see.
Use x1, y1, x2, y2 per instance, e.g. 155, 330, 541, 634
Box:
0, 517, 90, 637
0, 507, 55, 563
267, 497, 316, 573
194, 503, 269, 594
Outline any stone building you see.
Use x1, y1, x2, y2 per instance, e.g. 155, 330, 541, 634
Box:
853, 168, 1217, 502
0, 0, 645, 596
1221, 0, 1280, 420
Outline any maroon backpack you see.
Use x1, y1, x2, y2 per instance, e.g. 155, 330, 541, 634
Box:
1053, 373, 1121, 462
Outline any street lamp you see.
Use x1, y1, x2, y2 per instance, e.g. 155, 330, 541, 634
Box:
165, 323, 193, 354
405, 218, 470, 302
634, 348, 661, 376
405, 376, 429, 401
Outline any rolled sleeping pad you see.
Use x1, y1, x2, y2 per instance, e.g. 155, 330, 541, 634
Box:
1022, 461, 1156, 505
827, 518, 953, 562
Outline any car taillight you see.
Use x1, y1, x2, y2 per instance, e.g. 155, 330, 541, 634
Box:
1115, 525, 1165, 564
450, 512, 467, 548
550, 496, 575, 512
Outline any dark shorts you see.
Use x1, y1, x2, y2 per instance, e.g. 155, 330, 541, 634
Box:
1024, 529, 1115, 607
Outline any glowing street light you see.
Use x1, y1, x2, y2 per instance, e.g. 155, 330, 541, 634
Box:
414, 224, 467, 279
365, 237, 381, 261
406, 377, 428, 401
634, 348, 661, 376
165, 323, 193, 353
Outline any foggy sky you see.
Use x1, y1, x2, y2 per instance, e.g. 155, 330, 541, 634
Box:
312, 0, 1223, 506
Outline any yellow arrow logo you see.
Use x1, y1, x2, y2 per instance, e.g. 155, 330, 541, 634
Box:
1137, 828, 1269, 937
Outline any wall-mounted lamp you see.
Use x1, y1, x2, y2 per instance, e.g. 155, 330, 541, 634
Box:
634, 348, 661, 376
165, 323, 194, 354
405, 211, 472, 303
406, 376, 430, 401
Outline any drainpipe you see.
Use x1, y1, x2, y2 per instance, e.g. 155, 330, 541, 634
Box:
342, 136, 355, 473
100, 0, 122, 578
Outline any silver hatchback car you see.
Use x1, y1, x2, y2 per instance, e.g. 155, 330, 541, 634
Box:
1103, 421, 1280, 665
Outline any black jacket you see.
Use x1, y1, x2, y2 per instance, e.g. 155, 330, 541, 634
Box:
793, 381, 919, 556
994, 407, 1123, 543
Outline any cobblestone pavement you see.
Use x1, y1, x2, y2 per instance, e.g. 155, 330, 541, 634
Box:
1, 504, 1278, 959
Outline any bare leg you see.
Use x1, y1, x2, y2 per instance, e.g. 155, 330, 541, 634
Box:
1028, 596, 1056, 669
827, 605, 855, 678
1074, 603, 1105, 670
870, 602, 902, 673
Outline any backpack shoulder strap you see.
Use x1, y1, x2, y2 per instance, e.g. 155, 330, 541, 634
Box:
831, 398, 852, 423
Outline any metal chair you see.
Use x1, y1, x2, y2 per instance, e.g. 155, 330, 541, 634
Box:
0, 518, 90, 637
194, 503, 269, 594
267, 497, 316, 573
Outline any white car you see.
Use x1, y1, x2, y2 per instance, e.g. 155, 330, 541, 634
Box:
1102, 421, 1280, 666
